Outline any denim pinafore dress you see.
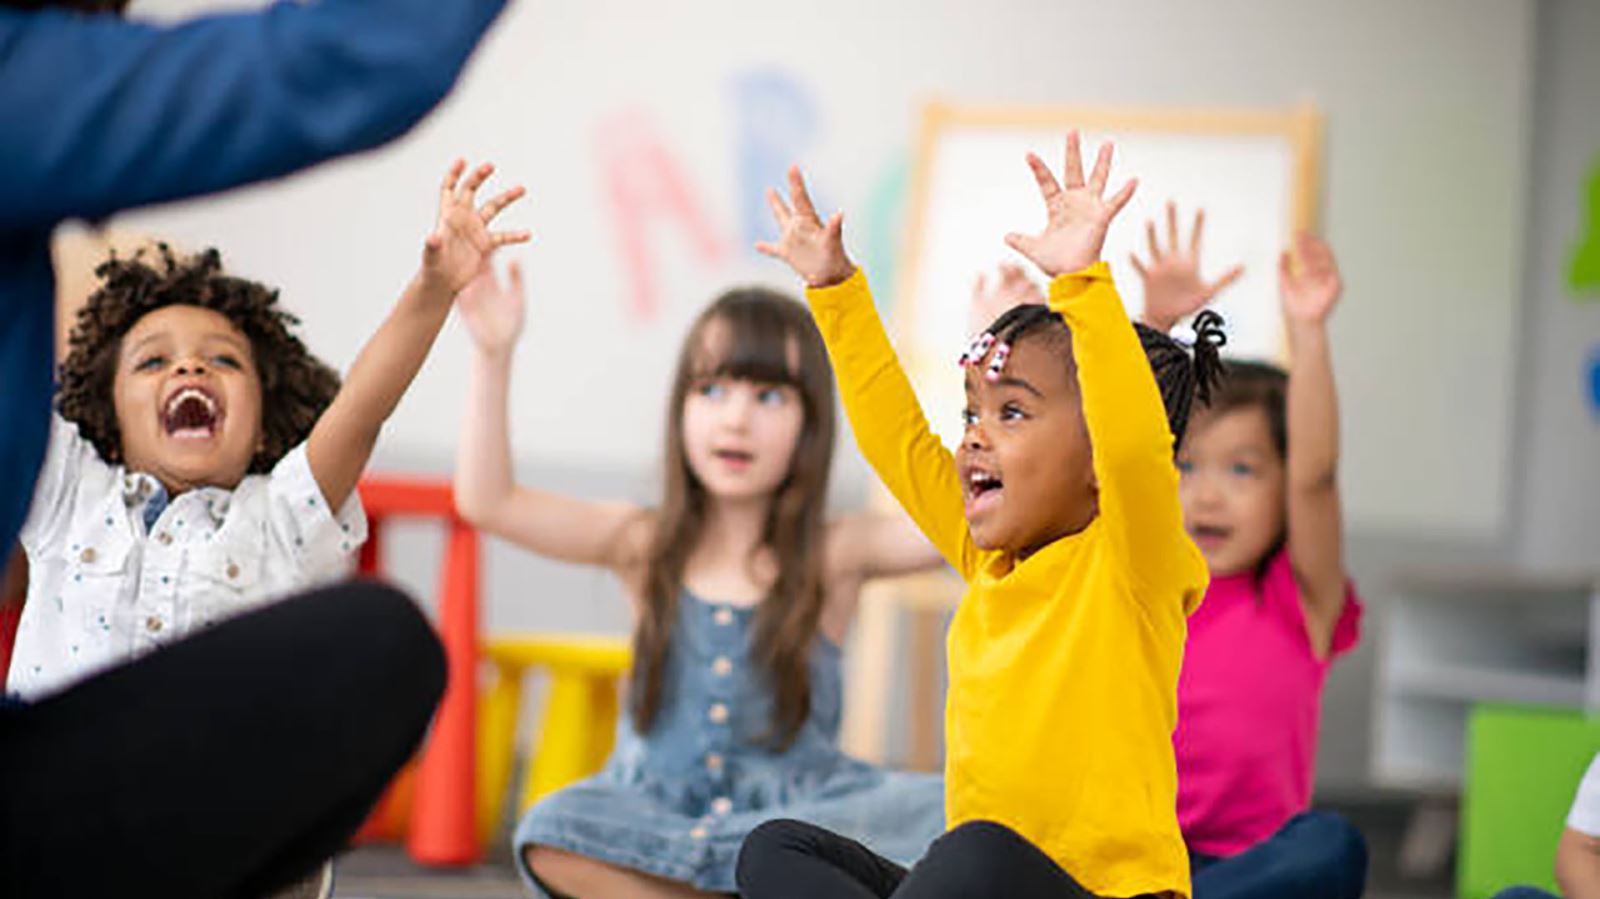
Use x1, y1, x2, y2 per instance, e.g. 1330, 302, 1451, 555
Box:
512, 591, 945, 894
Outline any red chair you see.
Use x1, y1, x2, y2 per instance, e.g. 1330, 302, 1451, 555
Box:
352, 476, 482, 866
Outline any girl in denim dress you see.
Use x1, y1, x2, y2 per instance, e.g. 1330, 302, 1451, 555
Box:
454, 262, 947, 898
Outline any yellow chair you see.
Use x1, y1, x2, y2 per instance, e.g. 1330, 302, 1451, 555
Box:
477, 635, 633, 844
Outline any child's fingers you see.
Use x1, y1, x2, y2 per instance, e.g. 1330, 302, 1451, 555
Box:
1190, 209, 1207, 254
1088, 141, 1113, 195
458, 161, 495, 203
1166, 201, 1179, 251
1003, 232, 1036, 259
790, 167, 820, 221
1207, 264, 1245, 298
1130, 254, 1148, 279
440, 159, 466, 202
1025, 154, 1062, 205
507, 260, 525, 298
754, 240, 783, 259
491, 229, 532, 247
1062, 131, 1085, 189
1106, 178, 1137, 218
479, 185, 526, 223
1146, 221, 1163, 262
765, 188, 792, 225
825, 212, 844, 244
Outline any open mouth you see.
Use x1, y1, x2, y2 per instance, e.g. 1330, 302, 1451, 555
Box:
1189, 523, 1233, 547
962, 465, 1005, 517
161, 385, 222, 441
712, 448, 755, 469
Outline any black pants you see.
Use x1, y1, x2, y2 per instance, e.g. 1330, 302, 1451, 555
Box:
0, 580, 444, 898
737, 818, 1121, 899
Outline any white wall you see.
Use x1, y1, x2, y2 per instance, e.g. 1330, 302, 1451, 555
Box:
118, 0, 1535, 540
1511, 0, 1600, 571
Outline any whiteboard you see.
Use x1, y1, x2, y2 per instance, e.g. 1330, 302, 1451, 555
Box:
896, 103, 1319, 449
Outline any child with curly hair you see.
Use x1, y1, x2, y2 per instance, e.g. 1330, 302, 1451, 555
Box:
6, 158, 528, 700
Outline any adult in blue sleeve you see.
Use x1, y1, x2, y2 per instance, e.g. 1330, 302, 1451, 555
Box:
0, 0, 506, 894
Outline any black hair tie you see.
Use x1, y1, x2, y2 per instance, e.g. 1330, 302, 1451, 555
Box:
1189, 310, 1227, 406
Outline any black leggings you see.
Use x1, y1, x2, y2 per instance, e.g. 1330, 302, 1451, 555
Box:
0, 580, 444, 898
737, 818, 1118, 899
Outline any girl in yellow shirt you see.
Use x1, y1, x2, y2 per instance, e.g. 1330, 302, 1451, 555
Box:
736, 133, 1223, 899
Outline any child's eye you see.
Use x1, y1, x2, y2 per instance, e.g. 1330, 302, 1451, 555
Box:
999, 403, 1026, 421
960, 408, 979, 427
135, 355, 165, 372
1230, 462, 1258, 477
212, 354, 242, 370
757, 387, 788, 407
696, 381, 726, 399
1176, 459, 1195, 474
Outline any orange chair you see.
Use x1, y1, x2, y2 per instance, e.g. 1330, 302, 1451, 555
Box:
352, 477, 481, 866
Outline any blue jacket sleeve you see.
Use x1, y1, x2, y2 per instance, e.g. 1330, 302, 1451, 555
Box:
0, 0, 506, 231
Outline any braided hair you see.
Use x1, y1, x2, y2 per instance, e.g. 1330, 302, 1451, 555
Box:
960, 305, 1227, 446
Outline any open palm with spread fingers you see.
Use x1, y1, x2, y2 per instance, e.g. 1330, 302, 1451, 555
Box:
457, 260, 527, 359
1280, 231, 1343, 325
1133, 202, 1245, 332
1005, 130, 1138, 278
422, 158, 531, 297
756, 166, 855, 288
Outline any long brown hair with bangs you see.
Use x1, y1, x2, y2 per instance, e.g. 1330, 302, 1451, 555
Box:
630, 286, 837, 750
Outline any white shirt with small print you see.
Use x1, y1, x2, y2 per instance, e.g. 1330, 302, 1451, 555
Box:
6, 415, 367, 699
1569, 752, 1600, 837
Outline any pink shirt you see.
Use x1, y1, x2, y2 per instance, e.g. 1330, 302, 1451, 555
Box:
1174, 549, 1363, 857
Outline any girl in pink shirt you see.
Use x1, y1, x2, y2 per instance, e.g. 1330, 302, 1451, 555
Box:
1135, 212, 1367, 899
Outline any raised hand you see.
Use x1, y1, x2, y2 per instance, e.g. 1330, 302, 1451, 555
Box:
1132, 202, 1245, 332
421, 158, 530, 297
456, 260, 527, 358
755, 166, 854, 288
1279, 231, 1342, 326
970, 262, 1045, 332
1004, 130, 1138, 278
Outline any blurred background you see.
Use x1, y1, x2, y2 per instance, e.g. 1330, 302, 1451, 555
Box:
43, 0, 1600, 895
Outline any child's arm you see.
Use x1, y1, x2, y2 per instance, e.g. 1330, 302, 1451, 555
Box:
758, 168, 977, 576
1557, 826, 1600, 899
451, 255, 652, 575
1005, 134, 1204, 598
1279, 232, 1349, 655
306, 159, 529, 512
827, 511, 946, 582
1131, 202, 1245, 333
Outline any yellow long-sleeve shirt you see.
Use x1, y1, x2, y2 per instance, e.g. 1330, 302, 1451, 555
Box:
807, 263, 1209, 898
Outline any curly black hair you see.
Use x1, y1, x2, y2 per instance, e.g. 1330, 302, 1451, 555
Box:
56, 244, 340, 473
970, 304, 1228, 446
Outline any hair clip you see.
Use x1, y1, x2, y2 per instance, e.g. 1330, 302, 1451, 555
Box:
958, 332, 996, 368
984, 341, 1012, 381
1191, 310, 1228, 350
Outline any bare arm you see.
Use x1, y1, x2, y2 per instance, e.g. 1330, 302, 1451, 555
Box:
307, 159, 529, 511
827, 510, 947, 582
1279, 232, 1348, 657
1558, 827, 1600, 899
451, 254, 651, 576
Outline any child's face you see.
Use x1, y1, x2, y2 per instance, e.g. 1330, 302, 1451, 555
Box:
680, 323, 805, 504
112, 305, 264, 494
956, 335, 1096, 555
1177, 406, 1286, 576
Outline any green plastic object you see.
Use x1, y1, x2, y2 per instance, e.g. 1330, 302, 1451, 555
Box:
1459, 704, 1600, 898
1572, 152, 1600, 297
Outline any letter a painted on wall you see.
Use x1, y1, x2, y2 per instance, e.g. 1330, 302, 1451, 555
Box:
595, 112, 727, 322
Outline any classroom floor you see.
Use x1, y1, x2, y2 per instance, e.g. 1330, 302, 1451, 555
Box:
330, 798, 1458, 898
